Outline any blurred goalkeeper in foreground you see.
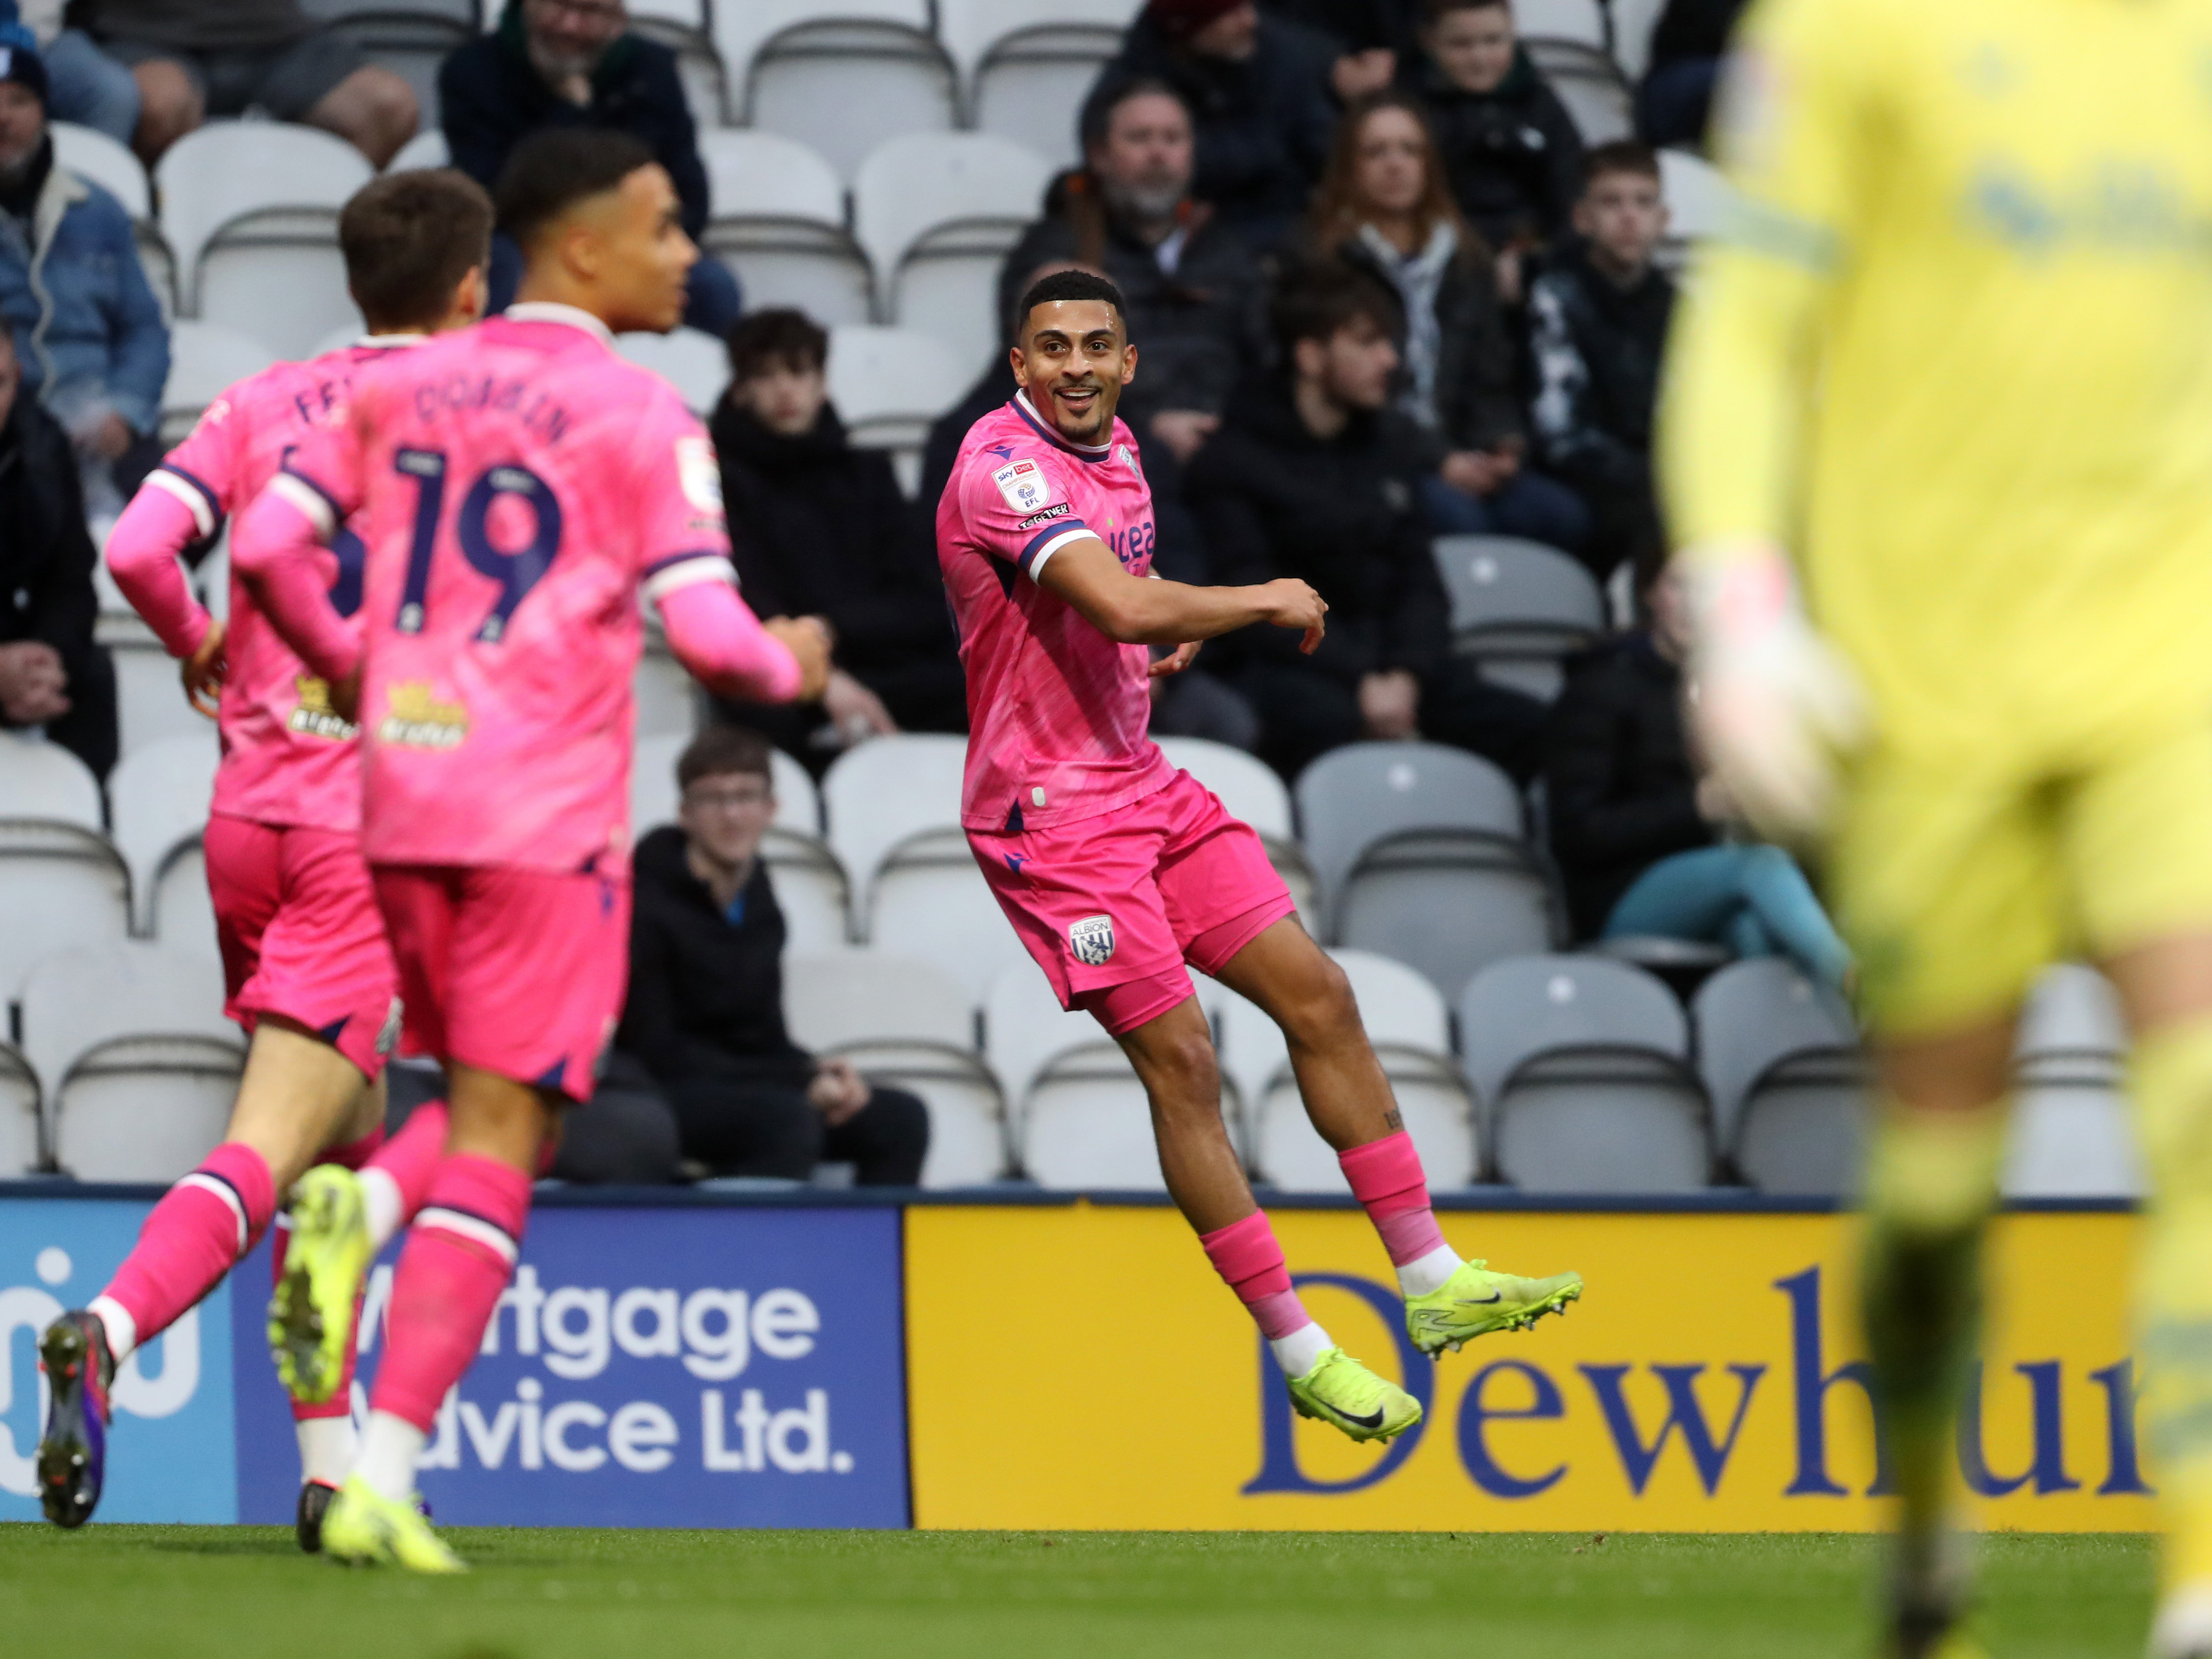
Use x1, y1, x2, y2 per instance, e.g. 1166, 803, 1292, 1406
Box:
1659, 2, 2212, 1655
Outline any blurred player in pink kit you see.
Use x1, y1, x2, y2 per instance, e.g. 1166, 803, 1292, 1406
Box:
35, 170, 500, 1547
942, 270, 1583, 1442
230, 127, 828, 1571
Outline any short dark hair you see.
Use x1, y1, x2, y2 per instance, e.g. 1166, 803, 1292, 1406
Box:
1078, 74, 1192, 154
1015, 268, 1128, 340
1421, 0, 1508, 21
727, 308, 828, 382
678, 725, 774, 792
495, 127, 658, 251
1583, 139, 1659, 189
340, 170, 493, 330
1271, 259, 1403, 356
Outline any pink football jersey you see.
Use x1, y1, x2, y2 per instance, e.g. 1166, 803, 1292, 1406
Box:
277, 305, 739, 874
148, 343, 407, 832
937, 392, 1172, 832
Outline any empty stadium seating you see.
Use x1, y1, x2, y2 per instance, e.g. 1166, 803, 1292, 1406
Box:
161, 320, 277, 445
1659, 148, 1737, 264
698, 129, 872, 325
0, 737, 131, 1001
1693, 958, 1866, 1195
826, 325, 970, 493
0, 1039, 37, 1175
1432, 535, 1607, 702
1462, 954, 1711, 1192
108, 730, 220, 953
615, 326, 729, 415
939, 0, 1136, 166
784, 950, 1006, 1186
724, 0, 957, 183
1153, 736, 1316, 916
2006, 964, 2141, 1199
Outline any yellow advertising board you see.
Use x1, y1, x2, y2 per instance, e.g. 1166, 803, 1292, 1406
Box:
905, 1202, 2152, 1532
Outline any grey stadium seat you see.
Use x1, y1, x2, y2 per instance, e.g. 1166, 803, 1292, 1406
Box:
1693, 958, 1867, 1195
785, 951, 1006, 1186
108, 730, 220, 953
1155, 735, 1317, 917
23, 943, 243, 1182
1432, 535, 1605, 702
698, 130, 872, 328
827, 325, 967, 495
2005, 963, 2141, 1199
1294, 741, 1559, 1000
0, 737, 131, 1000
1461, 954, 1712, 1192
938, 0, 1138, 168
720, 0, 957, 184
0, 1041, 40, 1175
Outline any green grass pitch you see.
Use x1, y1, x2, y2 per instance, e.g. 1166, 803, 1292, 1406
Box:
0, 1527, 2157, 1657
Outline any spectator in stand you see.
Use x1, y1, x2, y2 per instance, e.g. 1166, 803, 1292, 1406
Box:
1527, 141, 1675, 582
0, 329, 119, 782
1189, 259, 1547, 781
618, 727, 931, 1186
1635, 0, 1745, 151
76, 0, 418, 166
1544, 559, 1851, 990
1310, 90, 1588, 553
1084, 0, 1338, 243
0, 36, 168, 524
2, 2, 139, 145
1403, 0, 1581, 302
441, 0, 739, 336
707, 309, 965, 771
998, 81, 1267, 470
1258, 0, 1411, 100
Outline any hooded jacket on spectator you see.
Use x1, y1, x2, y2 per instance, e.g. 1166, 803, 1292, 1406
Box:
1333, 227, 1521, 455
1409, 44, 1582, 248
1086, 10, 1339, 237
1543, 633, 1714, 938
995, 174, 1270, 432
1187, 372, 1447, 687
0, 133, 167, 441
440, 0, 711, 240
709, 397, 966, 732
1528, 241, 1675, 494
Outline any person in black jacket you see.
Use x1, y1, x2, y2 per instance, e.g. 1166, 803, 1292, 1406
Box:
1188, 260, 1547, 780
1634, 0, 1745, 150
708, 310, 965, 770
1083, 0, 1339, 245
1526, 141, 1676, 580
439, 0, 739, 335
1544, 561, 1850, 988
618, 726, 931, 1184
0, 329, 117, 780
1403, 0, 1582, 297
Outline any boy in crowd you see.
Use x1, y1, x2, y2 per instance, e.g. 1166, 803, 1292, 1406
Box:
1404, 0, 1581, 301
1528, 141, 1676, 582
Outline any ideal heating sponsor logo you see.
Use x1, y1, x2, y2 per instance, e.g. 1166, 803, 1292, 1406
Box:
359, 1264, 859, 1479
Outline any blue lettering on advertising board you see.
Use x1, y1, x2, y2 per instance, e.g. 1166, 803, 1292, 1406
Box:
232, 1204, 909, 1527
0, 1199, 237, 1523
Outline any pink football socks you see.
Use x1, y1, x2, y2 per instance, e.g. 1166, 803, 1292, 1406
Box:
90, 1141, 276, 1364
1200, 1210, 1332, 1379
1340, 1130, 1462, 1297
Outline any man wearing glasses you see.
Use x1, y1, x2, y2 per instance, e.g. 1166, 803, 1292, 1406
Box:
616, 724, 931, 1185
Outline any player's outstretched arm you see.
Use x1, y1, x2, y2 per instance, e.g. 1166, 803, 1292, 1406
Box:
1038, 538, 1326, 653
107, 483, 228, 714
232, 479, 363, 692
656, 572, 831, 705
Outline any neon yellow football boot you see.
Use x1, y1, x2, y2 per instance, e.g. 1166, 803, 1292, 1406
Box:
318, 1475, 467, 1573
1285, 1347, 1422, 1443
268, 1164, 375, 1403
1405, 1258, 1583, 1356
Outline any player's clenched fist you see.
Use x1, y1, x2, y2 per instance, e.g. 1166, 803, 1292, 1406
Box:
765, 614, 834, 703
1682, 545, 1866, 841
1260, 578, 1329, 655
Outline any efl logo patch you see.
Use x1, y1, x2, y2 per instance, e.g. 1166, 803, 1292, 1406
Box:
992, 457, 1054, 515
1016, 502, 1071, 530
1069, 915, 1115, 967
676, 434, 724, 513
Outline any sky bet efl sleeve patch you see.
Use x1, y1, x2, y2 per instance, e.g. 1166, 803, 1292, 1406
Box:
991, 455, 1055, 515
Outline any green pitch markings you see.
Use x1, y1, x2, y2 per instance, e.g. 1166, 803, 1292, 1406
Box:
0, 1527, 2156, 1657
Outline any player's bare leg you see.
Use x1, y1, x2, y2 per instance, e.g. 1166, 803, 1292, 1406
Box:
1114, 997, 1418, 1441
323, 1063, 556, 1570
2100, 934, 2212, 1659
1211, 917, 1582, 1348
1861, 1017, 2015, 1659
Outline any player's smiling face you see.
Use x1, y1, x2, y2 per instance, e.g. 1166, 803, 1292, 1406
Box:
1012, 300, 1137, 446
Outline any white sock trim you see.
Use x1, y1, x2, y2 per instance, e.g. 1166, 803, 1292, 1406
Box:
355, 1409, 428, 1503
1397, 1241, 1463, 1300
296, 1415, 357, 1488
1268, 1321, 1334, 1381
359, 1167, 404, 1252
416, 1206, 519, 1264
178, 1170, 250, 1254
86, 1294, 136, 1366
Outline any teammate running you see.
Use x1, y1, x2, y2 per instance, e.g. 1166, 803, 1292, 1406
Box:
231, 126, 827, 1571
1661, 2, 2212, 1655
36, 170, 497, 1547
940, 268, 1581, 1444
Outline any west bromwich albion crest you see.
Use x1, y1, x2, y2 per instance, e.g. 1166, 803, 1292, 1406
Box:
992, 457, 1053, 515
1069, 915, 1115, 967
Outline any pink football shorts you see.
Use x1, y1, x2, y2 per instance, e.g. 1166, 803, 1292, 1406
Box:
972, 769, 1296, 1035
370, 862, 631, 1102
204, 813, 401, 1080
